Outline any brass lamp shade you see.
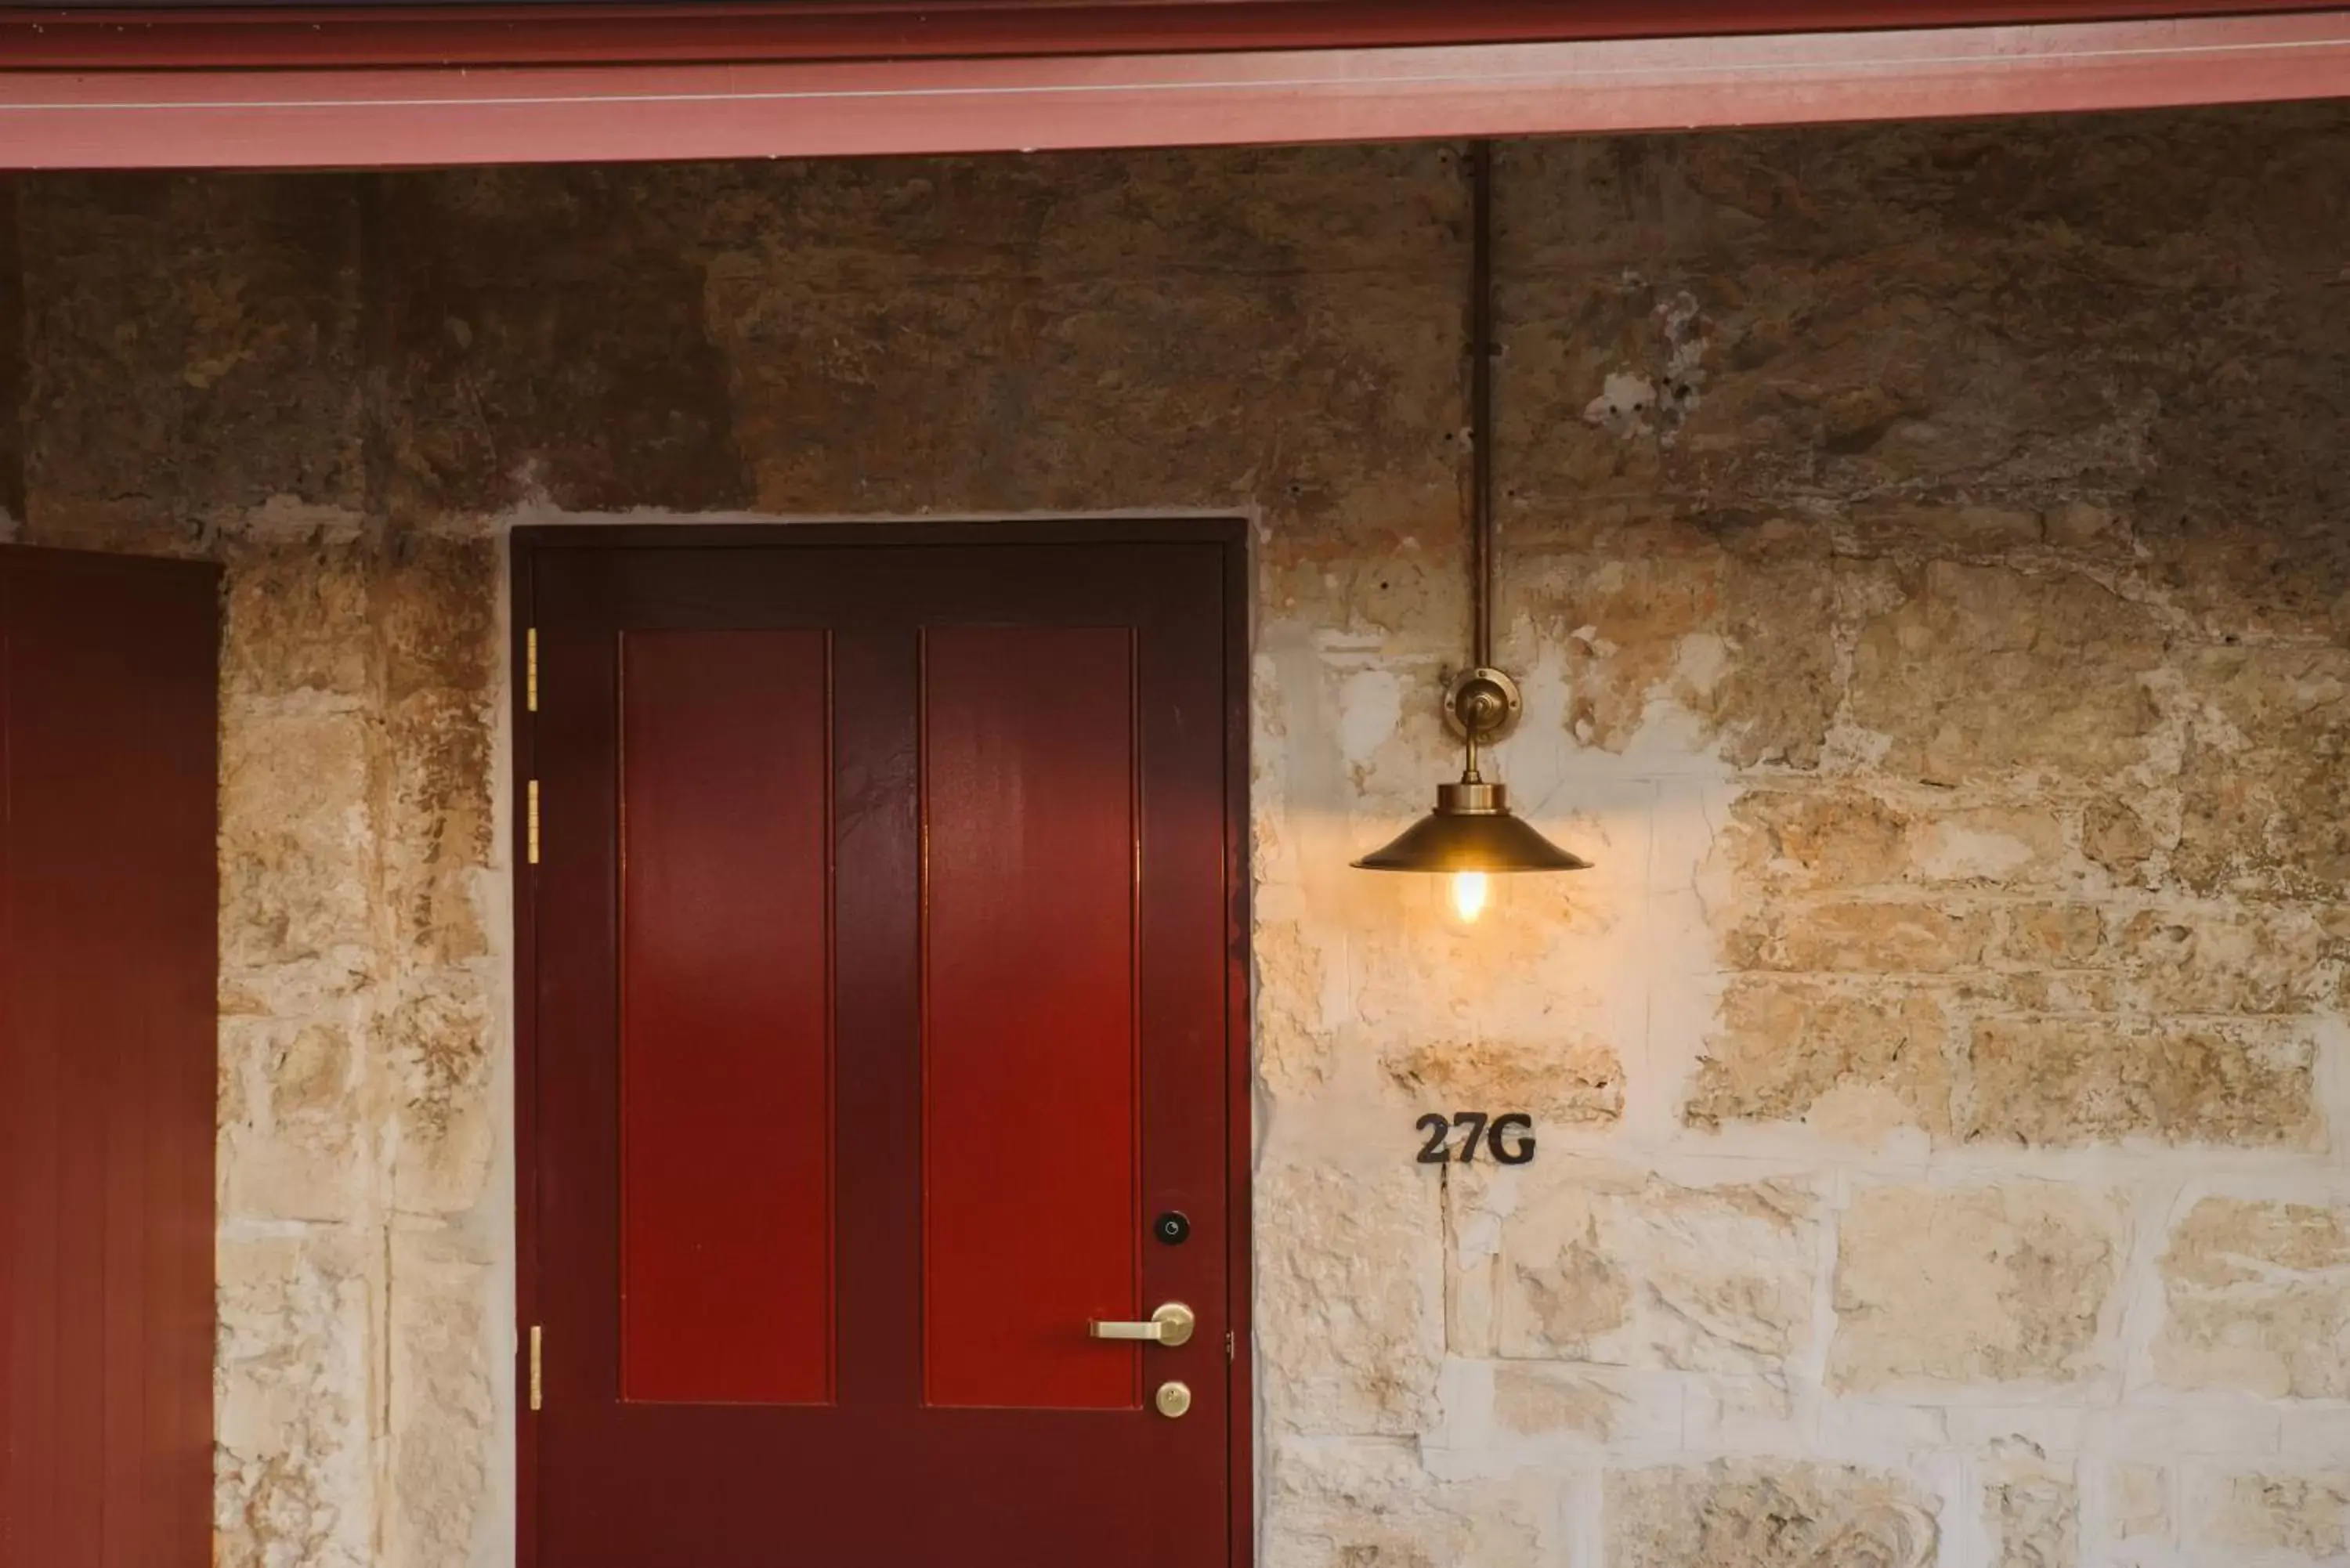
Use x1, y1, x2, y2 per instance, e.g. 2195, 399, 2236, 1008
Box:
1353, 779, 1593, 874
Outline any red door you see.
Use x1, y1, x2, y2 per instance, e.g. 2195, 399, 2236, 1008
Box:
518, 525, 1246, 1567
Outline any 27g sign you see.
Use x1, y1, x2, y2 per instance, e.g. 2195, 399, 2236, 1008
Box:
1415, 1111, 1535, 1165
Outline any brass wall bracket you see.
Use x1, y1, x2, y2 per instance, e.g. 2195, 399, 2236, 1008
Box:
1441, 667, 1524, 744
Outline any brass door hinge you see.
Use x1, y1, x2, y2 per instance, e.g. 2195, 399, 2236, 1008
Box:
525, 627, 539, 713
1227, 1330, 1236, 1362
527, 780, 541, 865
530, 1325, 544, 1411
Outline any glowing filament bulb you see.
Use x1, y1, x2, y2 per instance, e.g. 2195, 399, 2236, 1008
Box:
1449, 870, 1491, 925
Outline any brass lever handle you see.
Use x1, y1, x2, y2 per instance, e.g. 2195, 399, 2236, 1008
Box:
1090, 1302, 1195, 1348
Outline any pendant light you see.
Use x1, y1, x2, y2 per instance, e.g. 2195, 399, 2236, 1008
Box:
1352, 141, 1593, 920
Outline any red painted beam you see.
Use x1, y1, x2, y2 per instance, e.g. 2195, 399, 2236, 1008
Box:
1, 0, 2342, 69
1, 11, 2346, 168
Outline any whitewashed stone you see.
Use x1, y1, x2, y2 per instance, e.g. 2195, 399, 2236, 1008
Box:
1478, 1165, 1820, 1376
1829, 1184, 2125, 1392
2197, 1472, 2350, 1556
1984, 1463, 2078, 1568
219, 1016, 373, 1224
1607, 1461, 1940, 1568
215, 1231, 381, 1568
1260, 1161, 1445, 1434
385, 1227, 497, 1568
2156, 1198, 2350, 1398
1264, 1437, 1559, 1568
1383, 1031, 1625, 1129
387, 972, 500, 1216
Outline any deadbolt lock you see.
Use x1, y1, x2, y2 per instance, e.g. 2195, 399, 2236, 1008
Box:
1155, 1381, 1193, 1420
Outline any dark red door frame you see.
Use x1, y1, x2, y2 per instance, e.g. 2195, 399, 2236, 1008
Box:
2, 5, 2347, 168
510, 518, 1256, 1568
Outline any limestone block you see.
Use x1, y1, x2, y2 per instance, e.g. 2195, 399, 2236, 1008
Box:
378, 540, 497, 974
1725, 898, 1995, 975
219, 1016, 372, 1224
1984, 1464, 2078, 1568
2156, 1198, 2350, 1398
1995, 905, 2106, 968
1484, 1165, 1820, 1375
1712, 551, 1845, 770
1258, 1161, 1444, 1435
2197, 1472, 2350, 1557
1250, 916, 1343, 1096
1958, 1017, 2318, 1148
386, 1226, 497, 1568
1993, 972, 2127, 1016
2175, 646, 2350, 898
388, 971, 500, 1217
1723, 787, 1909, 892
1383, 1033, 1624, 1130
1605, 1461, 1939, 1568
385, 685, 495, 967
222, 544, 374, 702
2081, 800, 2160, 880
215, 1230, 380, 1568
1263, 1436, 1558, 1568
1519, 535, 1839, 767
2111, 905, 2349, 1015
219, 699, 378, 990
1688, 978, 1951, 1143
1849, 561, 2164, 786
378, 532, 498, 700
1828, 1183, 2124, 1392
1906, 807, 2066, 886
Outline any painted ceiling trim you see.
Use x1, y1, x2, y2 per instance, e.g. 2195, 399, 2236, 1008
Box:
1, 7, 2345, 168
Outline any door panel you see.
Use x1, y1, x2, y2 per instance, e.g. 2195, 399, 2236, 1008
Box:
618, 629, 835, 1407
524, 534, 1238, 1567
922, 626, 1141, 1412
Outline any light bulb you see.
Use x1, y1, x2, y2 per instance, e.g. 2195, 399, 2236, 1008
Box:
1449, 870, 1491, 925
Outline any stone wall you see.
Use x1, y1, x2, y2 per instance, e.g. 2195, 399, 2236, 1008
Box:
2, 103, 2346, 1566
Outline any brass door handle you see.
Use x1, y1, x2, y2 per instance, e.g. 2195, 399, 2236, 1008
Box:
1089, 1302, 1195, 1348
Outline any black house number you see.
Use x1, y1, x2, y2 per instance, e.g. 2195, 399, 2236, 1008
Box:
1415, 1111, 1535, 1165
